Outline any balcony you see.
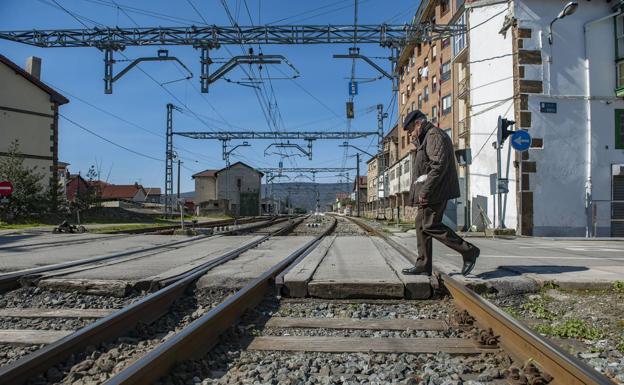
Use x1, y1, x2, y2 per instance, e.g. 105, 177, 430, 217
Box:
458, 118, 469, 137
457, 77, 469, 100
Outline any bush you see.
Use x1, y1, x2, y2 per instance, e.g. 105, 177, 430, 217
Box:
0, 140, 48, 222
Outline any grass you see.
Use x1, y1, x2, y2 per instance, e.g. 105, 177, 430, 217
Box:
0, 221, 50, 230
536, 318, 603, 341
89, 222, 174, 234
617, 336, 624, 353
522, 295, 558, 321
614, 281, 624, 294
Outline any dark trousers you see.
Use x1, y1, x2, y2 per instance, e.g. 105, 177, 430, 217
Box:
415, 200, 474, 273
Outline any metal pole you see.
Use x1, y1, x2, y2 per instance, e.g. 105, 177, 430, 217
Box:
496, 143, 503, 229
356, 152, 360, 217
165, 103, 174, 217
176, 157, 181, 200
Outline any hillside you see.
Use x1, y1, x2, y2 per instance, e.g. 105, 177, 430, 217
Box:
261, 182, 351, 212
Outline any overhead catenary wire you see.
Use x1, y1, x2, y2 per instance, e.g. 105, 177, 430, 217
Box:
60, 114, 164, 162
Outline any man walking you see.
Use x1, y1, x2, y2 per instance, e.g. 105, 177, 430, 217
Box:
401, 110, 479, 276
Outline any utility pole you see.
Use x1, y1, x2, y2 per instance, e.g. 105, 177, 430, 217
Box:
356, 152, 361, 217
165, 103, 174, 217
376, 104, 388, 219
176, 156, 182, 200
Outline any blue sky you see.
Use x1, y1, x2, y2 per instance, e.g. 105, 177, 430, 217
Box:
0, 0, 418, 192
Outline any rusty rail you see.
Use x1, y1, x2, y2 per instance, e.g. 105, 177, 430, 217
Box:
0, 217, 303, 385
344, 215, 614, 385
103, 217, 336, 385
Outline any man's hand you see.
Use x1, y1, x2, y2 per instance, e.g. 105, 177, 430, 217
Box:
418, 195, 428, 205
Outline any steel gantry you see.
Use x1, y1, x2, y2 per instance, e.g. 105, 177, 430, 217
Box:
0, 23, 465, 93
164, 103, 378, 214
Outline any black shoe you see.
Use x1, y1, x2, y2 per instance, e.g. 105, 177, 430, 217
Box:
402, 266, 432, 276
461, 247, 480, 276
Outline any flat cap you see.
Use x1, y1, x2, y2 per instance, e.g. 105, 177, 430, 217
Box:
403, 110, 427, 129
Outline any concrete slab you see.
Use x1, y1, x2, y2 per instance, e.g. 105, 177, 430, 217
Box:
197, 236, 315, 289
390, 234, 624, 293
307, 236, 404, 299
30, 236, 265, 296
0, 234, 191, 274
283, 236, 336, 297
371, 237, 432, 299
0, 329, 74, 345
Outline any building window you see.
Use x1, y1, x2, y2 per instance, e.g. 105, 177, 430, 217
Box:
441, 61, 451, 82
417, 43, 422, 56
616, 15, 624, 95
417, 67, 422, 82
431, 106, 438, 123
401, 92, 406, 105
432, 45, 437, 60
453, 12, 467, 58
442, 94, 452, 115
442, 37, 450, 48
402, 136, 405, 149
411, 76, 416, 87
616, 109, 624, 149
417, 94, 423, 109
424, 86, 429, 101
411, 101, 415, 112
432, 75, 437, 93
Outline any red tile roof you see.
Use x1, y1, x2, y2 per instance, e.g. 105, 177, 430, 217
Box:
144, 187, 161, 196
0, 54, 69, 105
192, 169, 218, 178
100, 184, 145, 200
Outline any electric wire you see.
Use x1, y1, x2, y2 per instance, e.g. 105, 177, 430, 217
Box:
60, 114, 164, 162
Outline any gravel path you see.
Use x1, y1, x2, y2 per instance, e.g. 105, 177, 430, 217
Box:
491, 287, 624, 383
20, 287, 235, 385
156, 296, 508, 385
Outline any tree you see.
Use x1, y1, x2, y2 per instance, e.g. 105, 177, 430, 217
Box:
0, 140, 47, 222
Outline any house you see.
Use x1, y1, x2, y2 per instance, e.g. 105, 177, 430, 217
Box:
352, 175, 367, 210
0, 54, 69, 204
460, 0, 624, 236
193, 162, 263, 216
99, 183, 147, 202
65, 173, 90, 203
216, 162, 263, 216
143, 187, 162, 204
192, 169, 218, 203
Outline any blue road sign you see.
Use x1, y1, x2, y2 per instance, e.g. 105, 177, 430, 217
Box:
349, 81, 358, 96
510, 130, 532, 152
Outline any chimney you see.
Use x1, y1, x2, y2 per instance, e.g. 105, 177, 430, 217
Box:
25, 56, 42, 80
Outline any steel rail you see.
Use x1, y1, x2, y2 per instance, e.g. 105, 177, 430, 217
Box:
102, 217, 336, 385
343, 215, 614, 385
105, 215, 267, 234
0, 217, 303, 385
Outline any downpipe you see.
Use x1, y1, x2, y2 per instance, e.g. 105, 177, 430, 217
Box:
583, 10, 621, 237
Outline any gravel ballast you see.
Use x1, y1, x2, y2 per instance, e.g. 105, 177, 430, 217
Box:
492, 287, 624, 384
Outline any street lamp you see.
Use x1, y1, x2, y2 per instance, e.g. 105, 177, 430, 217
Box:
548, 1, 578, 44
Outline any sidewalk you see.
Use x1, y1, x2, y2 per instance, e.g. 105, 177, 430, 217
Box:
382, 226, 624, 294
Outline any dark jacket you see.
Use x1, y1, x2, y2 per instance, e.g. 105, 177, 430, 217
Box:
408, 122, 460, 205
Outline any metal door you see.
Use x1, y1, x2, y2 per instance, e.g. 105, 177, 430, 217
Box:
240, 192, 259, 216
612, 174, 624, 237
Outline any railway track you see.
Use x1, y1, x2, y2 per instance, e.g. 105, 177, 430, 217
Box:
0, 215, 615, 385
0, 216, 286, 294
0, 215, 307, 384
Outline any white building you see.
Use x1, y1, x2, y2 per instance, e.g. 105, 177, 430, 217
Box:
463, 0, 624, 236
0, 54, 69, 197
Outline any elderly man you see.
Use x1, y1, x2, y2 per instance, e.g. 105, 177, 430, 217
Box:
402, 110, 479, 276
